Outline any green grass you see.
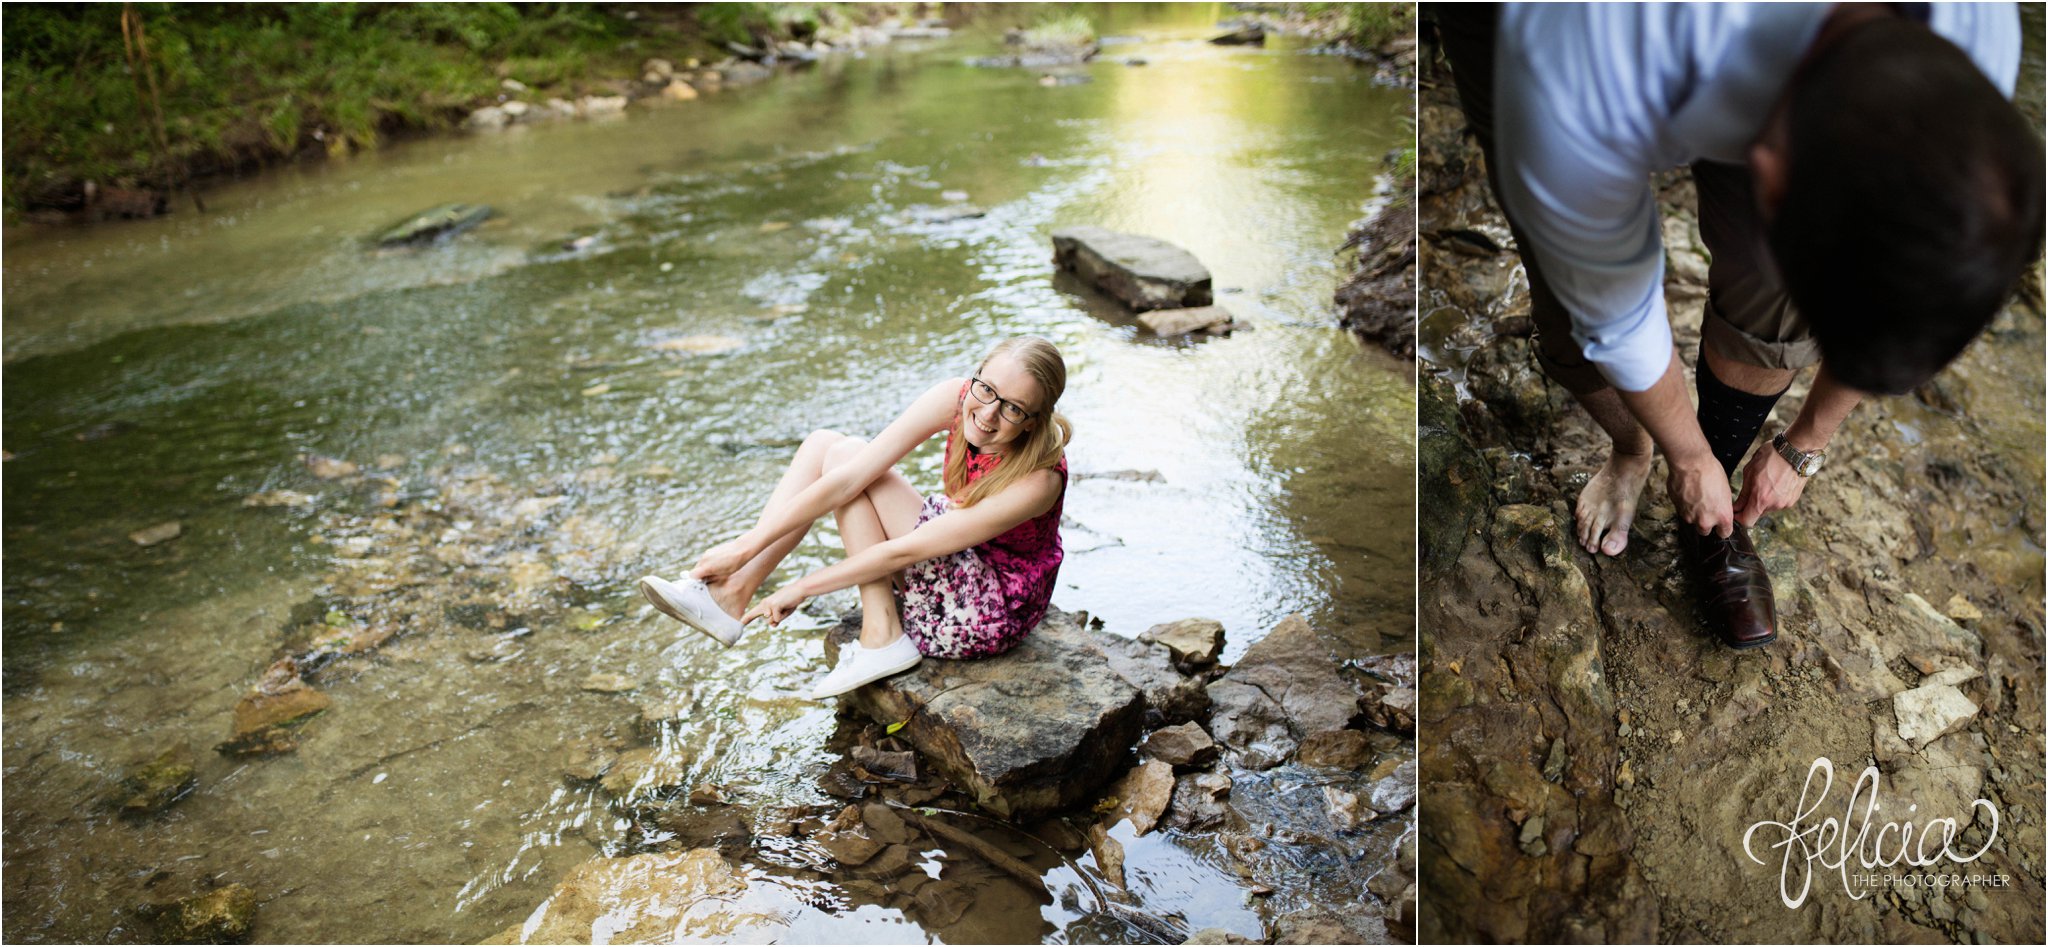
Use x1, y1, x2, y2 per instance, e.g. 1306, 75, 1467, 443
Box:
2, 4, 914, 212
1304, 2, 1411, 49
1020, 12, 1095, 49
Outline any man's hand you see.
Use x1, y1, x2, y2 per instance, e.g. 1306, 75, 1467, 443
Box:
1734, 447, 1808, 526
1669, 452, 1735, 537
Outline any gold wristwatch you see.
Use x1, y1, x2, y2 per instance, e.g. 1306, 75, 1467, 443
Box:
1772, 432, 1825, 478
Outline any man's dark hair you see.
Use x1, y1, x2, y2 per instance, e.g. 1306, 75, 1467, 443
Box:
1768, 17, 2045, 396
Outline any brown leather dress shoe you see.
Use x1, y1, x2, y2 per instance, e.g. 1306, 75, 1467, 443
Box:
1681, 524, 1777, 648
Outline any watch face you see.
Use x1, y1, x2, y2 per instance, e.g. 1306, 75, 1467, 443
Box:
1797, 454, 1822, 477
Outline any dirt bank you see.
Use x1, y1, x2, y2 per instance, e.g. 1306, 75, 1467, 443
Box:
1415, 22, 2047, 945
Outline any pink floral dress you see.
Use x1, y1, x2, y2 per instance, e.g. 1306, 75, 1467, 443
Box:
896, 408, 1067, 660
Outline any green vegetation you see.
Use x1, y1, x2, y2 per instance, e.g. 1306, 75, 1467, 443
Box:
1019, 12, 1095, 49
0, 3, 913, 214
1308, 2, 1411, 50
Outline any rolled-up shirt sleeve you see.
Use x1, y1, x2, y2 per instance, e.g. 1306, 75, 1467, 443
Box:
1493, 10, 1675, 393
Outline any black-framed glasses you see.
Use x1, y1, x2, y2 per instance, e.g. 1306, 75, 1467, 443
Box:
968, 377, 1037, 425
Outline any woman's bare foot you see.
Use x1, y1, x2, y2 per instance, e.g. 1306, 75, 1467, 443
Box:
1576, 450, 1653, 556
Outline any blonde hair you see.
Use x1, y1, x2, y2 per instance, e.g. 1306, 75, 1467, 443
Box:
944, 337, 1073, 507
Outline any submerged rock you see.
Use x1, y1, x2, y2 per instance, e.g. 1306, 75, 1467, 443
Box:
151, 883, 257, 944
128, 521, 182, 546
1051, 226, 1214, 311
823, 607, 1144, 819
218, 661, 330, 757
120, 744, 198, 816
1137, 305, 1235, 338
484, 849, 761, 944
1209, 27, 1266, 46
373, 203, 492, 248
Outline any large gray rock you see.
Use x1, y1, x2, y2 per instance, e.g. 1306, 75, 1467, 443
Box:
1051, 226, 1214, 311
824, 608, 1145, 819
1205, 615, 1363, 769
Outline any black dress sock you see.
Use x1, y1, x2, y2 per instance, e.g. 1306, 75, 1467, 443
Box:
1695, 355, 1788, 477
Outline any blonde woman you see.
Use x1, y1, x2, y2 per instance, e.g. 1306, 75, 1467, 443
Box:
640, 337, 1073, 699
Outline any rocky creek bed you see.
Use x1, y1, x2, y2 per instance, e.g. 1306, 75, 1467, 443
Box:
23, 453, 1413, 944
1415, 30, 2047, 944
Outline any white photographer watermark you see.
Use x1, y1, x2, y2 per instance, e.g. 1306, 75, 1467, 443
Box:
1742, 756, 2002, 909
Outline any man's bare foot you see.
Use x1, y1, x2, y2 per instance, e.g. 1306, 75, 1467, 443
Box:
1576, 450, 1653, 556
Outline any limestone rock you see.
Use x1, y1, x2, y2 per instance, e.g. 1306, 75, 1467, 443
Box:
129, 521, 182, 546
1297, 729, 1373, 769
1087, 822, 1127, 888
580, 672, 637, 694
1103, 758, 1175, 837
1140, 722, 1220, 769
485, 849, 760, 944
1051, 226, 1214, 311
1368, 758, 1418, 814
120, 744, 198, 816
1205, 615, 1362, 768
1166, 771, 1233, 831
1209, 27, 1265, 46
1092, 631, 1209, 724
1137, 305, 1235, 337
218, 670, 330, 757
601, 747, 694, 799
1893, 683, 1980, 749
823, 607, 1143, 819
1140, 619, 1225, 671
153, 883, 257, 944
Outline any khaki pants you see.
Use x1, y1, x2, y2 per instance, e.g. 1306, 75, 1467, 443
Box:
1435, 4, 1822, 395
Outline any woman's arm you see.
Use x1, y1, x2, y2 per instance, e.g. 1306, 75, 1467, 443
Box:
697, 377, 963, 577
744, 468, 1063, 625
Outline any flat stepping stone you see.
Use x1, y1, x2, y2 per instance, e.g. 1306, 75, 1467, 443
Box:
1052, 226, 1214, 312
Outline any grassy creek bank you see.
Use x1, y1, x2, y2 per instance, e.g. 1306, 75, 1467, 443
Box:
2, 2, 1413, 222
1415, 11, 2046, 944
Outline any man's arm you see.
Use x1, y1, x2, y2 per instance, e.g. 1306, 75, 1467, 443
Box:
1734, 363, 1862, 526
1617, 349, 1736, 536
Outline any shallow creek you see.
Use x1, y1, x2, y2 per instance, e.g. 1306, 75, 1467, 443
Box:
4, 9, 1412, 943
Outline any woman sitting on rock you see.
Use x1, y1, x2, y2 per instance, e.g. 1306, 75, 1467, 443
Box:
640, 336, 1072, 699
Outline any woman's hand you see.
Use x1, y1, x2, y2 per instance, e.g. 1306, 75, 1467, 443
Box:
742, 585, 808, 628
690, 538, 754, 583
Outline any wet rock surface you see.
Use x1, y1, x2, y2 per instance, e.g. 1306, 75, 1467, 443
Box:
1050, 226, 1214, 312
482, 849, 760, 944
148, 883, 258, 944
119, 744, 198, 816
822, 607, 1146, 819
1417, 39, 2046, 944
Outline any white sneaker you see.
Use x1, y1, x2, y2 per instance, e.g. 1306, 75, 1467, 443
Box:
639, 575, 745, 647
809, 634, 923, 700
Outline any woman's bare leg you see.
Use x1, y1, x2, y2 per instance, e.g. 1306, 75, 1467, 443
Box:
824, 439, 924, 647
704, 429, 840, 615
706, 431, 920, 625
